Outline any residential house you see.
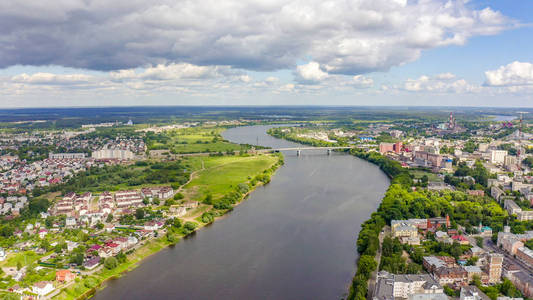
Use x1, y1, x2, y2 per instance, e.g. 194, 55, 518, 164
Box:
33, 281, 55, 297
56, 270, 76, 283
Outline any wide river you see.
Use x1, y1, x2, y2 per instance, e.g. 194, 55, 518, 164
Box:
93, 125, 390, 300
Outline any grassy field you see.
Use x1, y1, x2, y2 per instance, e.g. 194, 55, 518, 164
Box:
183, 154, 279, 202
148, 126, 252, 154
409, 169, 443, 182
0, 251, 44, 268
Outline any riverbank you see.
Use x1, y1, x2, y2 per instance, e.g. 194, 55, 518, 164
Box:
85, 124, 388, 300
52, 153, 284, 300
264, 129, 401, 300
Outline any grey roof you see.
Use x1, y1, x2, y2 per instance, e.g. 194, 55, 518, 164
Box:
463, 265, 482, 273
460, 285, 491, 300
373, 271, 442, 300
409, 294, 448, 300
423, 256, 446, 269
513, 271, 533, 286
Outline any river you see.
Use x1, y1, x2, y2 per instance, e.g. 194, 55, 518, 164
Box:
92, 125, 390, 300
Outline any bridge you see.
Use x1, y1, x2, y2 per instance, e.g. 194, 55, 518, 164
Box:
258, 146, 354, 155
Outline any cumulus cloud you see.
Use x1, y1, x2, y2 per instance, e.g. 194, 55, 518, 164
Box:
403, 73, 478, 93
352, 75, 373, 88
109, 63, 231, 81
484, 61, 533, 86
294, 61, 328, 84
11, 73, 94, 85
0, 0, 514, 75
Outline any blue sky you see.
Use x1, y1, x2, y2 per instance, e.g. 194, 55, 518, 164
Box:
0, 0, 532, 107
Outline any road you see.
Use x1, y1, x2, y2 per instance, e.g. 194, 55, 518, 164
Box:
367, 226, 388, 299
485, 240, 533, 276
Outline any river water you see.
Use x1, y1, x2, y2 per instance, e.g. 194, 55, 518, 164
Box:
93, 125, 389, 300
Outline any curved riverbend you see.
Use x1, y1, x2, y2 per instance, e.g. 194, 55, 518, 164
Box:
92, 125, 389, 300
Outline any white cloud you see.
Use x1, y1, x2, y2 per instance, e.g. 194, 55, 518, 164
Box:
352, 75, 373, 88
11, 73, 94, 85
434, 73, 456, 80
403, 73, 478, 93
0, 0, 515, 75
484, 61, 533, 87
109, 63, 227, 81
238, 75, 252, 83
265, 76, 279, 84
278, 83, 295, 92
295, 61, 328, 84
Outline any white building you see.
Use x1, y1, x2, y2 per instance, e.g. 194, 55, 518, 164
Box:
491, 150, 508, 164
32, 281, 54, 297
92, 149, 135, 160
49, 153, 86, 159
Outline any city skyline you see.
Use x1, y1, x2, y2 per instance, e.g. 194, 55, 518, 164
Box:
1, 0, 532, 108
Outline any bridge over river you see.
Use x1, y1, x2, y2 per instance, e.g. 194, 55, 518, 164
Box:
257, 146, 359, 155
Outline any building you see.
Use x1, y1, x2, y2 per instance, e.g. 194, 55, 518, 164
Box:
491, 150, 508, 164
460, 286, 490, 300
433, 266, 468, 286
391, 220, 420, 245
380, 143, 394, 154
423, 256, 468, 286
498, 232, 524, 255
517, 210, 533, 222
56, 269, 76, 282
491, 186, 505, 202
516, 247, 533, 267
48, 153, 86, 159
373, 271, 444, 300
468, 190, 485, 197
508, 271, 533, 298
33, 281, 54, 297
505, 199, 522, 216
426, 216, 450, 232
92, 148, 135, 160
463, 266, 484, 282
486, 253, 503, 284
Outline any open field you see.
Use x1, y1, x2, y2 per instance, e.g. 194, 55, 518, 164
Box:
147, 126, 253, 154
409, 169, 443, 182
183, 154, 279, 202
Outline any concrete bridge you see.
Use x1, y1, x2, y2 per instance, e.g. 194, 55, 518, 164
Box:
258, 146, 354, 155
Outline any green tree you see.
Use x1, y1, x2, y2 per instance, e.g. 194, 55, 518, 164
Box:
135, 208, 145, 220
358, 255, 377, 274
184, 222, 197, 231
104, 257, 118, 269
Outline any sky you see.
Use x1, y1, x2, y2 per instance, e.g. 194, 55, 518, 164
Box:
0, 0, 532, 108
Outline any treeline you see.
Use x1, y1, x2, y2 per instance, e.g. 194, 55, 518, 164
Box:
347, 148, 409, 300
36, 161, 190, 194
267, 128, 339, 147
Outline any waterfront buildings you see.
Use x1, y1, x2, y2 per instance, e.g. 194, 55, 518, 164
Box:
373, 271, 445, 300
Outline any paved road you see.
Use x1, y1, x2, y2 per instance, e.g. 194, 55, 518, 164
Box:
486, 240, 533, 275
